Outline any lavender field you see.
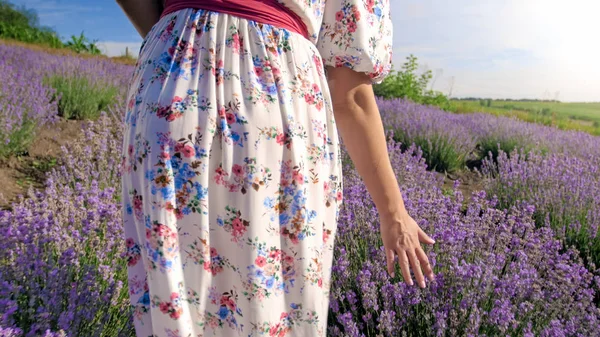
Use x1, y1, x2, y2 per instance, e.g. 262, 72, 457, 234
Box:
1, 42, 600, 336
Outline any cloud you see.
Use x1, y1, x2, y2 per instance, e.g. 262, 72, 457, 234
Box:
390, 0, 600, 101
96, 41, 141, 58
13, 0, 102, 22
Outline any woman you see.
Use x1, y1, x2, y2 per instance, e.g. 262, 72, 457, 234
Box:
117, 0, 436, 336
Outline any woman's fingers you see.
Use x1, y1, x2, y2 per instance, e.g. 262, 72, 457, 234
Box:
386, 247, 395, 277
418, 227, 436, 245
415, 246, 435, 282
397, 249, 413, 286
406, 248, 426, 288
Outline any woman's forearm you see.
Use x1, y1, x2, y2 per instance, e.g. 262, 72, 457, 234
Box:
326, 66, 406, 220
116, 0, 164, 39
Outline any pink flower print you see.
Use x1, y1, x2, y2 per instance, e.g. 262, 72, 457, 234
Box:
210, 247, 218, 258
160, 151, 170, 160
323, 231, 329, 243
353, 8, 361, 20
337, 191, 343, 201
272, 66, 281, 77
263, 60, 271, 69
126, 238, 135, 248
168, 46, 176, 57
347, 21, 357, 33
312, 83, 320, 93
366, 0, 375, 12
182, 144, 195, 158
269, 323, 280, 336
170, 308, 182, 319
155, 224, 167, 236
145, 228, 152, 240
174, 142, 185, 153
170, 292, 179, 300
254, 66, 264, 77
232, 164, 244, 176
218, 106, 227, 118
283, 255, 294, 266
318, 278, 323, 287
335, 10, 344, 22
232, 33, 240, 52
292, 170, 304, 184
217, 59, 224, 68
255, 256, 267, 267
133, 195, 143, 212
280, 312, 289, 320
166, 113, 177, 122
226, 112, 236, 125
220, 296, 236, 311
215, 166, 226, 177
304, 93, 314, 103
128, 144, 134, 157
275, 132, 285, 145
203, 261, 211, 271
208, 316, 219, 328
159, 302, 170, 313
232, 218, 245, 234
316, 100, 323, 111
313, 55, 323, 75
269, 249, 281, 260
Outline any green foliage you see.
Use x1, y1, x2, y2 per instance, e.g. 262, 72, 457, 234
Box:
391, 129, 467, 173
0, 115, 37, 158
43, 75, 119, 120
452, 99, 600, 136
374, 54, 454, 111
65, 31, 102, 55
0, 0, 63, 48
0, 0, 101, 54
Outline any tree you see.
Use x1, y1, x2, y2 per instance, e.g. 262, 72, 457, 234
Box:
373, 54, 453, 111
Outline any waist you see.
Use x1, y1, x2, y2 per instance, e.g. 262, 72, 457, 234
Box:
160, 0, 309, 40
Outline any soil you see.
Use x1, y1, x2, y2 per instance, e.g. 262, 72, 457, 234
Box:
0, 117, 86, 211
438, 168, 486, 205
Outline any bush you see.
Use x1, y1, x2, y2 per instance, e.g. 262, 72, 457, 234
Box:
481, 148, 600, 272
43, 74, 119, 120
328, 139, 600, 336
373, 55, 453, 111
378, 98, 476, 173
0, 109, 133, 336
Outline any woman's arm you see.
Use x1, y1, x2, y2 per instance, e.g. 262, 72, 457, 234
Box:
326, 66, 405, 219
327, 66, 435, 288
116, 0, 164, 39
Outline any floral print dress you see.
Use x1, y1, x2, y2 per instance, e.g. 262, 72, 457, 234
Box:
120, 1, 392, 336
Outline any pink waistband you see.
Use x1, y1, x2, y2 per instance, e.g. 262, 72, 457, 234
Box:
160, 0, 309, 40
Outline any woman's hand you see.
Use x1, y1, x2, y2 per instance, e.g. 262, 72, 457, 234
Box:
380, 209, 435, 288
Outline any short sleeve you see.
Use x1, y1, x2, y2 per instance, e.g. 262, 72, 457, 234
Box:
316, 0, 393, 84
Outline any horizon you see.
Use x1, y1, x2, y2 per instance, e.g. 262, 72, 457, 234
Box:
8, 0, 600, 103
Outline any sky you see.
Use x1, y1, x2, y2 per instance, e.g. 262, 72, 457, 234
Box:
10, 0, 600, 102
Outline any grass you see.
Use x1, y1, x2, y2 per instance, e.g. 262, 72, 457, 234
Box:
43, 74, 120, 120
451, 100, 600, 136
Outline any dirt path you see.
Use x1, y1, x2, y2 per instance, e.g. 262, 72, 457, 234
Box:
0, 117, 85, 210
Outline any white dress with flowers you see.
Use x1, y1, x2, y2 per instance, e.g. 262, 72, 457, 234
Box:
120, 1, 392, 336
